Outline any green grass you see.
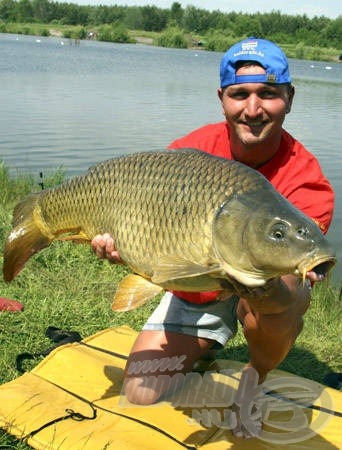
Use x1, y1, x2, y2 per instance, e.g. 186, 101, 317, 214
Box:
0, 162, 341, 448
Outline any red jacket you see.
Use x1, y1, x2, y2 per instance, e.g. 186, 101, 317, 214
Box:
168, 122, 334, 304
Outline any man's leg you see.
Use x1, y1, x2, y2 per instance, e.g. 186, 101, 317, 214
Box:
232, 276, 311, 437
236, 287, 310, 382
123, 329, 216, 404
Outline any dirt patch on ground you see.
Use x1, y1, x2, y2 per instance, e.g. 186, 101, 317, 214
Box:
49, 29, 63, 37
134, 36, 153, 45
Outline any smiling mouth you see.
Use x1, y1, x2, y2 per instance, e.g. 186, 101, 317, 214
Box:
246, 121, 264, 127
243, 121, 266, 135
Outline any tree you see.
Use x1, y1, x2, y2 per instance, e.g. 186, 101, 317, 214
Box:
0, 0, 17, 21
320, 16, 342, 48
16, 0, 33, 22
182, 6, 212, 33
123, 6, 143, 30
141, 5, 168, 32
170, 2, 183, 27
32, 0, 51, 23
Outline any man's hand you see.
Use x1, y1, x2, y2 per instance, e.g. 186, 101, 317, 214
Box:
227, 269, 324, 302
91, 233, 122, 263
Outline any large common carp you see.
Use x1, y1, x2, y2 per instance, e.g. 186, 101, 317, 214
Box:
3, 149, 336, 311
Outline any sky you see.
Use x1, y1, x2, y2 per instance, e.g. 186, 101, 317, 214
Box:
69, 0, 341, 19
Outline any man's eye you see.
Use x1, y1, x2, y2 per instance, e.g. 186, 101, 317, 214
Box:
231, 92, 248, 99
260, 90, 278, 99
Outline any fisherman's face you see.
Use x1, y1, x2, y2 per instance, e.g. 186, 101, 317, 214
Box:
218, 64, 294, 149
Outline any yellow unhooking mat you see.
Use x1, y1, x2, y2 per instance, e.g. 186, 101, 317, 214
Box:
0, 326, 341, 449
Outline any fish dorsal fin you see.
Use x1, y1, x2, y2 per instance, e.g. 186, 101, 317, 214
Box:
112, 274, 163, 312
151, 255, 221, 284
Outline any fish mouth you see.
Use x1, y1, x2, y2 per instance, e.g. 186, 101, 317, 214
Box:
297, 256, 337, 281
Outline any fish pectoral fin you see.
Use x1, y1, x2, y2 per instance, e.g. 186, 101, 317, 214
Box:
151, 256, 221, 284
112, 274, 163, 312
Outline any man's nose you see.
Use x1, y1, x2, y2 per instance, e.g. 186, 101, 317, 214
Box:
245, 95, 262, 117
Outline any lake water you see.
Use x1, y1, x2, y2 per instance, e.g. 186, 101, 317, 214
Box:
0, 33, 341, 282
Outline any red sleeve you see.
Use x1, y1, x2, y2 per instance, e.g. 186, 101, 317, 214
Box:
285, 166, 333, 234
168, 122, 232, 159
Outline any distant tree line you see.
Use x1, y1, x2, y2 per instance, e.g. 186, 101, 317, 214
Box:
0, 0, 341, 51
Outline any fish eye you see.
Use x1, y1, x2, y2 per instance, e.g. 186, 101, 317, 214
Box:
270, 222, 288, 241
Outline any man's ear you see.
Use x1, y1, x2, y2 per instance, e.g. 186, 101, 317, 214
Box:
286, 85, 295, 113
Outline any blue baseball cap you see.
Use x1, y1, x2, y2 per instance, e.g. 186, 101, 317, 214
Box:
220, 37, 291, 88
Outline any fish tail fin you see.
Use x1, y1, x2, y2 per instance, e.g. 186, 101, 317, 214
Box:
3, 193, 51, 282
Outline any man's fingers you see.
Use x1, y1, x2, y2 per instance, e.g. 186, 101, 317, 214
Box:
91, 233, 117, 261
306, 271, 325, 282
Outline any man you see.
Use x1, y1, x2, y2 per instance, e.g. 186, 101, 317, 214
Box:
92, 38, 334, 438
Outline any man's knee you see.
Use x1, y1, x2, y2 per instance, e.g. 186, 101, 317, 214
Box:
123, 376, 160, 405
251, 312, 305, 338
123, 373, 178, 405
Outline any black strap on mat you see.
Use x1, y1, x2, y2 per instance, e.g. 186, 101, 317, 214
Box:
21, 403, 97, 442
13, 327, 97, 443
16, 326, 83, 373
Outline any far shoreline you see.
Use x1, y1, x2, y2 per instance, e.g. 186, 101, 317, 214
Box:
0, 23, 340, 63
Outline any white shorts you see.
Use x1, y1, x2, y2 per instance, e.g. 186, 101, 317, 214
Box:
142, 291, 239, 347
